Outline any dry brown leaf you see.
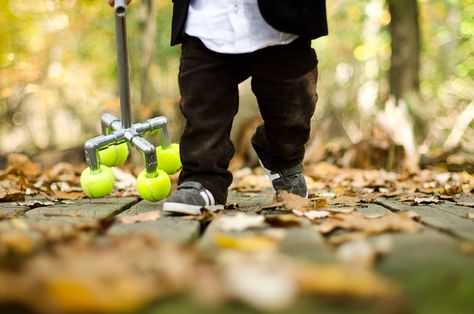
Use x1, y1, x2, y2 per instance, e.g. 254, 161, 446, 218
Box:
326, 207, 356, 214
313, 198, 329, 209
457, 201, 474, 207
276, 190, 313, 212
442, 182, 463, 196
328, 232, 367, 245
180, 209, 218, 222
5, 154, 41, 178
258, 202, 284, 212
118, 211, 161, 224
318, 212, 419, 235
413, 196, 442, 205
0, 235, 196, 314
43, 213, 83, 218
264, 215, 304, 228
17, 200, 55, 208
293, 210, 330, 220
305, 162, 339, 180
328, 195, 361, 207
231, 174, 271, 193
54, 191, 85, 200
216, 213, 265, 232
0, 229, 36, 256
0, 186, 25, 202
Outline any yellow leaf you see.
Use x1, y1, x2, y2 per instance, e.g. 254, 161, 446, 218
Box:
213, 233, 277, 252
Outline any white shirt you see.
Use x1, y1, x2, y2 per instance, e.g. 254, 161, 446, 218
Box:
184, 0, 298, 54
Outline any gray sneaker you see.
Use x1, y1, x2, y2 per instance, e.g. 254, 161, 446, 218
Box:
162, 181, 224, 215
260, 162, 308, 198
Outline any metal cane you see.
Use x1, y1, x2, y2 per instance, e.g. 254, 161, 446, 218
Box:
80, 0, 181, 201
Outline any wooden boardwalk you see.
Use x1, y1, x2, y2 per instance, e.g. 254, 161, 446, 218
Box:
0, 189, 473, 314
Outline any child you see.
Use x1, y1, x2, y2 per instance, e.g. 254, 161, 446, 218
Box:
111, 0, 328, 215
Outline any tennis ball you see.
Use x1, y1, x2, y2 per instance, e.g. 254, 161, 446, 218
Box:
156, 143, 182, 175
136, 169, 171, 201
99, 142, 129, 167
80, 165, 115, 198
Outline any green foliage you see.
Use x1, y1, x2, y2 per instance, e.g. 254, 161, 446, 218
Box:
0, 0, 472, 155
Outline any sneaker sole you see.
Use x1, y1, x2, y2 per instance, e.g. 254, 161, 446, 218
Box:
162, 202, 224, 215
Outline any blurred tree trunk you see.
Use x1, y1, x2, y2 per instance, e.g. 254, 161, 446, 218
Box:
138, 0, 158, 107
388, 0, 420, 99
378, 0, 422, 172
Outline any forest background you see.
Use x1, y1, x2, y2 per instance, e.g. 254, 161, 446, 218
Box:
0, 0, 473, 172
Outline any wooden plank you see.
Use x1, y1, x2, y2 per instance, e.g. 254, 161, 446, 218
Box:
376, 229, 474, 313
376, 198, 474, 241
24, 197, 139, 225
227, 190, 274, 213
198, 215, 335, 262
108, 200, 201, 244
428, 201, 473, 219
0, 202, 29, 218
0, 195, 54, 219
0, 197, 139, 256
278, 225, 335, 262
355, 203, 393, 216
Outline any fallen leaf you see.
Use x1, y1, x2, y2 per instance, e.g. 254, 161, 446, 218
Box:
223, 262, 296, 311
180, 209, 218, 222
111, 167, 137, 190
456, 201, 474, 207
216, 213, 265, 232
313, 198, 329, 209
258, 202, 284, 212
413, 196, 442, 205
328, 232, 366, 245
231, 174, 271, 193
213, 233, 277, 252
293, 263, 397, 298
326, 207, 355, 214
336, 236, 393, 269
18, 200, 55, 208
336, 239, 376, 269
0, 229, 36, 256
0, 186, 25, 202
264, 215, 304, 228
118, 211, 161, 224
43, 213, 83, 218
442, 183, 463, 196
224, 203, 240, 210
318, 212, 419, 235
276, 190, 313, 212
293, 210, 330, 220
328, 196, 361, 207
6, 154, 41, 178
54, 191, 85, 200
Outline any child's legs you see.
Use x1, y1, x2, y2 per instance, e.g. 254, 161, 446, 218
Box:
250, 38, 319, 170
178, 36, 248, 204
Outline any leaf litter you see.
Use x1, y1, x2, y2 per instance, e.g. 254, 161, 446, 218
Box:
0, 158, 471, 312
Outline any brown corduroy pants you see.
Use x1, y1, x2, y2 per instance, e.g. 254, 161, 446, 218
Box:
177, 35, 319, 204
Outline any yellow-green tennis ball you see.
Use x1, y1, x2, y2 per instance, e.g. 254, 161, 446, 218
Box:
156, 143, 182, 174
80, 165, 115, 198
136, 169, 171, 201
99, 142, 129, 167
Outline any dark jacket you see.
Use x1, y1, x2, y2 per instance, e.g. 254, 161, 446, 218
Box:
170, 0, 328, 46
